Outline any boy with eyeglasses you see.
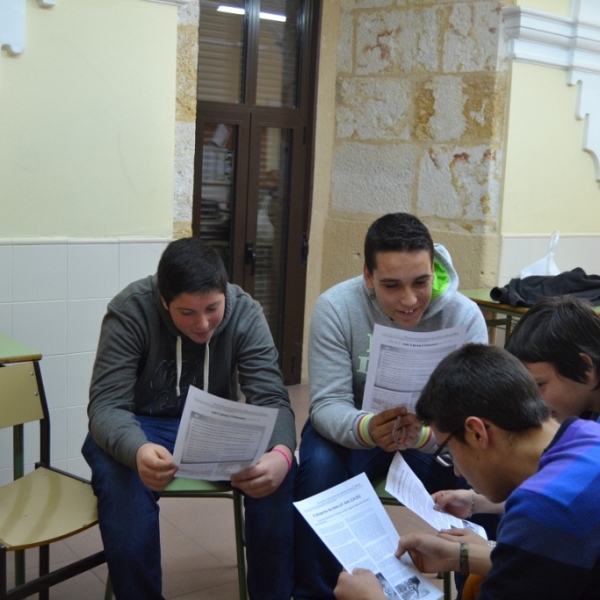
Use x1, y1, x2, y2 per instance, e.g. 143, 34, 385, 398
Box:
390, 344, 599, 600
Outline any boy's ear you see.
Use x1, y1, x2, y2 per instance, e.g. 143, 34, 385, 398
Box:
363, 265, 374, 290
160, 296, 169, 311
580, 353, 597, 383
464, 416, 491, 448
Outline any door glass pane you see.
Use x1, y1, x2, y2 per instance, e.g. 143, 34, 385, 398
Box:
254, 127, 291, 342
256, 0, 300, 107
197, 0, 245, 103
199, 123, 236, 272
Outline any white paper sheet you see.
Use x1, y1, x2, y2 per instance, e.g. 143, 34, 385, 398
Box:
172, 385, 277, 481
385, 452, 487, 539
362, 325, 466, 414
294, 473, 442, 600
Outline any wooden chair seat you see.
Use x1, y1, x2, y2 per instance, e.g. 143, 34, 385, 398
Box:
0, 467, 98, 551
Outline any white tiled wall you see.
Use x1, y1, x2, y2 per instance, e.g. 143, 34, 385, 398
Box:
498, 234, 600, 286
0, 238, 169, 486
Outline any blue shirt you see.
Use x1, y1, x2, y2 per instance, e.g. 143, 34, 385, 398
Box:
479, 418, 600, 599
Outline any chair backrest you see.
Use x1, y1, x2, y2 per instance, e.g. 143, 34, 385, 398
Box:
0, 361, 44, 430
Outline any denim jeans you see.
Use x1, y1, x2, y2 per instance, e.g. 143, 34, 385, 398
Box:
293, 420, 473, 600
82, 415, 295, 600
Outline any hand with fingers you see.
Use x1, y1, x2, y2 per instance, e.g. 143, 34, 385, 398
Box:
136, 443, 178, 491
369, 407, 422, 451
230, 445, 292, 498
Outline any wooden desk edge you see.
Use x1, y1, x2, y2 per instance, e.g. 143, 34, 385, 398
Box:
0, 353, 43, 365
0, 333, 42, 364
460, 289, 528, 315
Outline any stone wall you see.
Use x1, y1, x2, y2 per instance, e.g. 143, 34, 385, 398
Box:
320, 0, 512, 291
173, 0, 200, 239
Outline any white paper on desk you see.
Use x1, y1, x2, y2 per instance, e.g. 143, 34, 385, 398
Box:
294, 473, 442, 600
362, 325, 466, 414
172, 385, 277, 481
385, 453, 487, 539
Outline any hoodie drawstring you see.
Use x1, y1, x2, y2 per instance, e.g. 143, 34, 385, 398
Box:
203, 340, 209, 393
175, 335, 210, 397
175, 336, 182, 397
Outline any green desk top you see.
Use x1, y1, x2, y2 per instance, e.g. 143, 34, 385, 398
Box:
0, 332, 42, 365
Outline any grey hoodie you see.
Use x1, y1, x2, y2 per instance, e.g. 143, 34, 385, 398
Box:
88, 275, 296, 470
308, 244, 487, 448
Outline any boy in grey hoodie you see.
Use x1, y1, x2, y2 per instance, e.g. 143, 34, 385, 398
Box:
294, 213, 488, 599
82, 238, 296, 600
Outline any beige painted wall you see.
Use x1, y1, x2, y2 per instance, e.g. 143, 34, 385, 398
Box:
501, 61, 600, 235
516, 0, 569, 15
0, 0, 178, 238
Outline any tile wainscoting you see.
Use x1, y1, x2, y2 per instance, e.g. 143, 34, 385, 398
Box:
0, 238, 169, 485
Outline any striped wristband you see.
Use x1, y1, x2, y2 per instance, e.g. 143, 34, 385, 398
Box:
356, 413, 376, 447
412, 425, 433, 450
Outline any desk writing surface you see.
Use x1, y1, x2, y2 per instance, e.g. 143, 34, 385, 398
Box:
0, 332, 42, 365
459, 289, 528, 317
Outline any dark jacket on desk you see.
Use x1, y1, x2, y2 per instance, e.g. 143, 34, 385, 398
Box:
490, 268, 600, 307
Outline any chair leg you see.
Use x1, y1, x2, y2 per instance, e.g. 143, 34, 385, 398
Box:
104, 573, 113, 600
1, 546, 8, 600
443, 571, 451, 600
232, 491, 247, 600
14, 551, 24, 588
39, 546, 50, 600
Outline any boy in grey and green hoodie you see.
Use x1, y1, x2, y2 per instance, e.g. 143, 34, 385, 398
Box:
294, 213, 489, 599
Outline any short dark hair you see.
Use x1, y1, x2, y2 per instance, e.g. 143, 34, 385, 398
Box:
364, 213, 434, 273
416, 344, 550, 441
505, 296, 600, 390
157, 238, 228, 304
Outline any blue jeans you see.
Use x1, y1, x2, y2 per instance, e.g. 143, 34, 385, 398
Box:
82, 416, 295, 600
293, 420, 471, 600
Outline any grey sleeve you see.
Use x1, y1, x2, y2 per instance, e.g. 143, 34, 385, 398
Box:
236, 302, 296, 453
308, 296, 368, 449
463, 299, 488, 344
87, 305, 149, 471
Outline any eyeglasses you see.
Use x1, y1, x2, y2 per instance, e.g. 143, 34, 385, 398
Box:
432, 424, 463, 467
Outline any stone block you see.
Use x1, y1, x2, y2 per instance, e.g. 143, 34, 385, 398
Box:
176, 24, 199, 122
355, 7, 442, 74
341, 0, 393, 9
337, 77, 411, 139
417, 144, 501, 224
320, 217, 372, 292
332, 143, 416, 213
173, 121, 196, 223
413, 75, 466, 141
179, 0, 199, 26
337, 10, 354, 74
462, 73, 500, 140
443, 1, 501, 73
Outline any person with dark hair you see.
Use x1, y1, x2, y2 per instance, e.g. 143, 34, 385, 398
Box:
433, 295, 600, 523
294, 213, 489, 599
393, 344, 600, 600
505, 295, 600, 422
82, 237, 296, 600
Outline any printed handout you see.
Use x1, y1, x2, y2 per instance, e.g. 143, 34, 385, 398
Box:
294, 473, 442, 600
362, 325, 466, 414
385, 452, 487, 538
172, 385, 277, 481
